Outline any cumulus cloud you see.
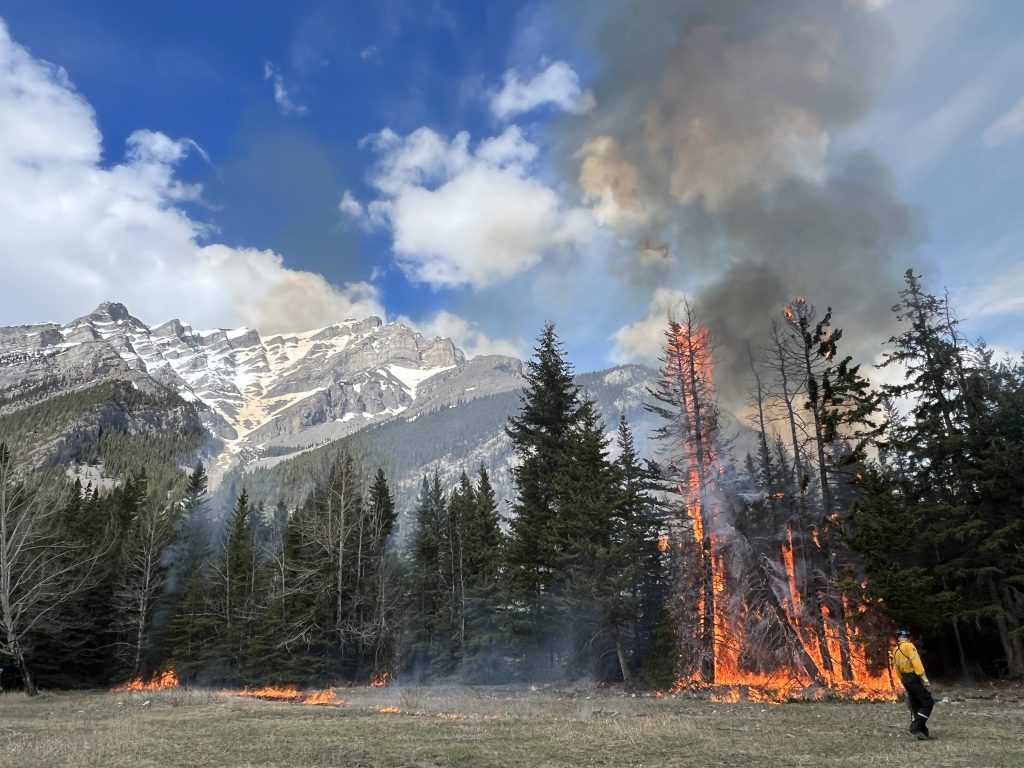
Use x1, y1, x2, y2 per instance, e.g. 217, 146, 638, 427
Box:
401, 309, 523, 359
610, 287, 688, 363
354, 125, 595, 289
338, 189, 364, 218
263, 61, 308, 116
983, 96, 1024, 147
0, 20, 380, 333
489, 60, 595, 120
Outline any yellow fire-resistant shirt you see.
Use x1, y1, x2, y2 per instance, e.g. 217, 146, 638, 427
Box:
891, 640, 926, 677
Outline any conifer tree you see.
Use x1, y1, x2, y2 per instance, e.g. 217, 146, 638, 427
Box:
612, 416, 669, 683
504, 322, 583, 675
199, 489, 256, 680
405, 473, 448, 678
355, 468, 400, 676
162, 462, 211, 676
551, 397, 622, 678
644, 304, 719, 682
851, 272, 1024, 676
458, 464, 506, 681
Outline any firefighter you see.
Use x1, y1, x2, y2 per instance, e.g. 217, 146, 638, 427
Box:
891, 629, 934, 740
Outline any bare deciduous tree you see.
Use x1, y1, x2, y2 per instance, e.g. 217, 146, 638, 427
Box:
0, 443, 107, 695
113, 500, 173, 679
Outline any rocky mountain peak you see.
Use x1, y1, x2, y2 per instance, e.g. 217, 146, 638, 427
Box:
0, 303, 530, 484
95, 301, 131, 321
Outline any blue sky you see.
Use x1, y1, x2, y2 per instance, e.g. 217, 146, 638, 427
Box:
0, 0, 1021, 374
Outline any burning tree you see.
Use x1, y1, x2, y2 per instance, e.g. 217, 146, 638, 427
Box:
646, 304, 721, 683
647, 302, 893, 700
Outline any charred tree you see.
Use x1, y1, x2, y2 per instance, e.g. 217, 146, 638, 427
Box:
646, 302, 721, 683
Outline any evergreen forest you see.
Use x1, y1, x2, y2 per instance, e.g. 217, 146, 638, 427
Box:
1, 271, 1021, 695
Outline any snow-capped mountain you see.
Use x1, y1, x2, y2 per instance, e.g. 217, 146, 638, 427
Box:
0, 302, 524, 479
1, 302, 661, 526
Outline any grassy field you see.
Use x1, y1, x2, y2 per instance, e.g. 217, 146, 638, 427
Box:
1, 683, 1021, 768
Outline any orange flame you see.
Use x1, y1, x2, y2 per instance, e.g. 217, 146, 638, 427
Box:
664, 323, 895, 702
369, 671, 391, 688
111, 669, 179, 692
376, 706, 402, 714
302, 688, 339, 705
237, 685, 303, 701
658, 534, 670, 553
225, 686, 343, 706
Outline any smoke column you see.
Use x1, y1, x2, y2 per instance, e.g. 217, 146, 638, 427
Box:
563, 0, 922, 405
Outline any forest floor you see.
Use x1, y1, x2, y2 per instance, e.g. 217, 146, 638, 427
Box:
1, 681, 1021, 767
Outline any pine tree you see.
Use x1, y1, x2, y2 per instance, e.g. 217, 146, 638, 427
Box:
644, 305, 719, 682
162, 462, 211, 677
781, 296, 887, 682
355, 468, 400, 677
458, 464, 506, 682
504, 322, 583, 676
876, 271, 978, 673
551, 397, 623, 678
405, 473, 447, 679
612, 416, 669, 685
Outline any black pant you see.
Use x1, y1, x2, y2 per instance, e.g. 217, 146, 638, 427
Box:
901, 673, 934, 732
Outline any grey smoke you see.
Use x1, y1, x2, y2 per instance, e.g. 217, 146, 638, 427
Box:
560, 0, 921, 406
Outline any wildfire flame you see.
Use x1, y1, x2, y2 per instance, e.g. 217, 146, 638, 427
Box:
302, 688, 338, 706
369, 671, 391, 688
111, 669, 179, 692
666, 323, 895, 702
376, 706, 402, 714
236, 685, 303, 701
658, 534, 670, 553
226, 686, 342, 706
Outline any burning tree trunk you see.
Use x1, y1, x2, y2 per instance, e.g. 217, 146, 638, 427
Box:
647, 309, 894, 701
782, 297, 884, 684
647, 302, 721, 683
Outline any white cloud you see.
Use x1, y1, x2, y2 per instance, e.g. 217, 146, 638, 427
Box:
400, 310, 523, 359
263, 61, 308, 116
489, 60, 595, 121
355, 125, 595, 289
338, 189, 364, 219
984, 96, 1024, 147
609, 287, 689, 364
0, 20, 380, 333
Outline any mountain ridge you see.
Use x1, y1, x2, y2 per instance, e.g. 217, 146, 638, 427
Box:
0, 302, 659, 521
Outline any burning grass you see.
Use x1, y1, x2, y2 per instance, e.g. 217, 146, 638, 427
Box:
223, 685, 344, 706
1, 683, 1022, 768
109, 668, 179, 692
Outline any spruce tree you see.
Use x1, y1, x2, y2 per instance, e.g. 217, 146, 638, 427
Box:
405, 474, 447, 679
613, 416, 669, 685
459, 464, 506, 682
551, 397, 622, 678
504, 322, 583, 676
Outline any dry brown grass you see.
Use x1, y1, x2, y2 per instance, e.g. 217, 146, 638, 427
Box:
1, 683, 1021, 767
